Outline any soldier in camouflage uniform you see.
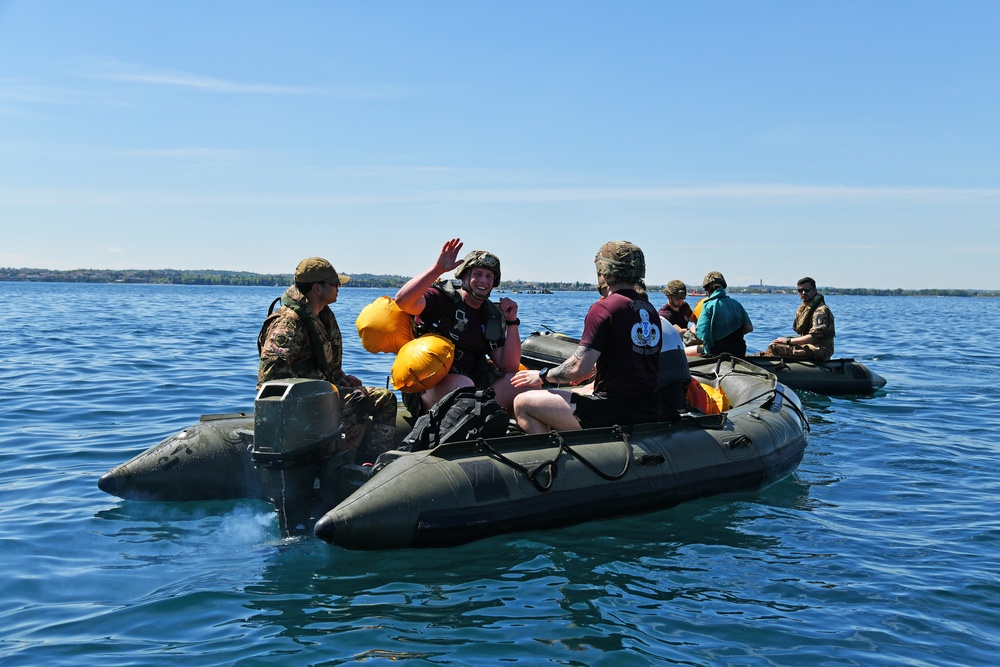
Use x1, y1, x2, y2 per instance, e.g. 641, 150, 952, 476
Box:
763, 276, 836, 361
258, 257, 397, 463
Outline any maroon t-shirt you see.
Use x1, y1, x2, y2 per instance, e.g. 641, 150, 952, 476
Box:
418, 286, 506, 378
580, 290, 661, 398
657, 300, 693, 329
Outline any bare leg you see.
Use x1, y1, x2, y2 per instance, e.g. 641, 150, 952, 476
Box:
420, 374, 474, 410
513, 389, 582, 434
490, 372, 531, 412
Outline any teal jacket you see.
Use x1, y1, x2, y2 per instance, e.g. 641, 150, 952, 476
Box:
695, 288, 752, 353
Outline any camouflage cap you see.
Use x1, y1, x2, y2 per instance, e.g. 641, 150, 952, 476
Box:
594, 241, 646, 282
455, 250, 501, 283
294, 257, 351, 285
702, 271, 726, 291
664, 279, 687, 298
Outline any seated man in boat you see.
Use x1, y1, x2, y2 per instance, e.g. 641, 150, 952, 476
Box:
258, 257, 397, 463
510, 241, 662, 433
694, 271, 753, 359
658, 280, 695, 334
658, 278, 703, 355
761, 276, 835, 361
393, 238, 524, 412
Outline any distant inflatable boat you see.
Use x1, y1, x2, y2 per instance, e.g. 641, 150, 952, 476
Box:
744, 356, 886, 396
99, 352, 809, 549
521, 331, 886, 396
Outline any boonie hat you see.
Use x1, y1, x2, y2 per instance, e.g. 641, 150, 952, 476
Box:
295, 257, 351, 285
702, 271, 726, 291
664, 280, 687, 298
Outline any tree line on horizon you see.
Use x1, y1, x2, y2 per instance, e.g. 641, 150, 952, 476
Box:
0, 267, 996, 297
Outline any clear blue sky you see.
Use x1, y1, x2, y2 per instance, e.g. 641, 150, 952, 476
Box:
2, 1, 998, 290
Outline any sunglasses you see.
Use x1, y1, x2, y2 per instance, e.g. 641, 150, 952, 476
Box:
797, 287, 814, 294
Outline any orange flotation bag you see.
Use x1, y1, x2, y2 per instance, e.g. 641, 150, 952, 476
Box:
356, 296, 415, 354
391, 334, 455, 393
686, 378, 730, 414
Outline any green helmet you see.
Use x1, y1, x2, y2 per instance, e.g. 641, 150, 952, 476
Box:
595, 241, 645, 283
455, 250, 501, 283
702, 271, 727, 292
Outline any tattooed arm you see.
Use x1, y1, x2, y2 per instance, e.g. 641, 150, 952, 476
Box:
511, 345, 599, 389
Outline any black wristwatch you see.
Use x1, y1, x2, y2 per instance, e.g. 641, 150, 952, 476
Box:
538, 367, 554, 388
506, 318, 520, 326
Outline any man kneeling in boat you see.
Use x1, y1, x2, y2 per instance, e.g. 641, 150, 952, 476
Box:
258, 257, 397, 463
511, 241, 662, 434
761, 276, 835, 361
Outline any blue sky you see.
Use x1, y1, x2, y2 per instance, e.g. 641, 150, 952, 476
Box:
1, 1, 997, 290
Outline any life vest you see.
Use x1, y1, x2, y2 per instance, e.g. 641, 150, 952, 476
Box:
391, 334, 456, 393
411, 280, 506, 389
356, 296, 415, 354
413, 280, 505, 351
257, 292, 338, 380
685, 378, 729, 415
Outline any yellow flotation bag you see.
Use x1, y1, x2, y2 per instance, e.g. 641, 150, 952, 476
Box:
685, 378, 730, 414
391, 334, 455, 393
356, 296, 415, 354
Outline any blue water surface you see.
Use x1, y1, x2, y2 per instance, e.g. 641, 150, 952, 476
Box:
1, 283, 998, 666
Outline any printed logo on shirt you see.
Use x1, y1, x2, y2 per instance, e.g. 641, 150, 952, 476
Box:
631, 309, 661, 350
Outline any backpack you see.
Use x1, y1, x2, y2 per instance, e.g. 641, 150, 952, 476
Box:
400, 386, 509, 452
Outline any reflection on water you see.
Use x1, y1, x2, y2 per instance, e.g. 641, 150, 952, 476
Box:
3, 284, 1000, 666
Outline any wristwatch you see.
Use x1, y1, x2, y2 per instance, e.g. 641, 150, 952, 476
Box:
538, 367, 554, 388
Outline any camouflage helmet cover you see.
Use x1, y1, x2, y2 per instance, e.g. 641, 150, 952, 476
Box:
594, 240, 646, 282
455, 250, 501, 283
702, 271, 727, 291
664, 279, 687, 298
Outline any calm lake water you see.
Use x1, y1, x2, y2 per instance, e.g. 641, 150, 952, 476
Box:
1, 283, 998, 666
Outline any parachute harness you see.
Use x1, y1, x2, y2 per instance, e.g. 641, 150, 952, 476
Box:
474, 426, 632, 493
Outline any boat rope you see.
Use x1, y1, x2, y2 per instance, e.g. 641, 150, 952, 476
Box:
475, 426, 632, 493
776, 388, 810, 431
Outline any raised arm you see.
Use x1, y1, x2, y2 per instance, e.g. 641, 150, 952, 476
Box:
393, 238, 464, 315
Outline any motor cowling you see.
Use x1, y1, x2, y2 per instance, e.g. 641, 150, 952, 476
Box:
252, 379, 344, 533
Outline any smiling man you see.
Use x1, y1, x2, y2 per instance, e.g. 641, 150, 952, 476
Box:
394, 238, 524, 412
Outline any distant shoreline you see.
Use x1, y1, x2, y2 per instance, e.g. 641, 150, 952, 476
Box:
1, 267, 996, 297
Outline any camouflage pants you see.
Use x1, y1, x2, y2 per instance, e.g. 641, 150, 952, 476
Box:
763, 342, 833, 361
339, 386, 398, 463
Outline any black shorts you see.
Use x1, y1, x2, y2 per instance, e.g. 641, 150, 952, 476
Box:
711, 330, 747, 358
570, 393, 661, 429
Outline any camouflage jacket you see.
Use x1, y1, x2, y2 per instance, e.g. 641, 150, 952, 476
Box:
257, 286, 348, 388
793, 294, 836, 345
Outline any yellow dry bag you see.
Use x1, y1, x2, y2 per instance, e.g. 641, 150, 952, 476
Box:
356, 296, 415, 354
391, 334, 455, 393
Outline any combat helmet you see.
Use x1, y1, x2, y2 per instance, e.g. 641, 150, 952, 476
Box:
455, 250, 501, 283
702, 271, 727, 292
595, 241, 646, 284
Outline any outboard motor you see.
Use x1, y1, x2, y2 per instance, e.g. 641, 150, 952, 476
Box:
252, 379, 343, 534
